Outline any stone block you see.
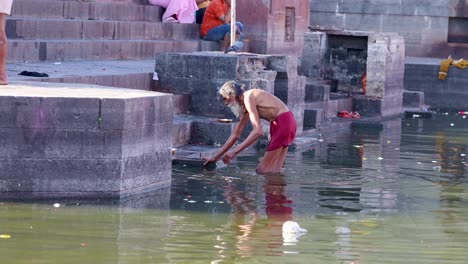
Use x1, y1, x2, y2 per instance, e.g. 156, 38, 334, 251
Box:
121, 151, 172, 192
199, 40, 220, 51
6, 18, 83, 40
403, 91, 424, 109
11, 0, 65, 19
0, 158, 122, 193
190, 79, 232, 117
0, 84, 174, 197
155, 76, 190, 94
83, 20, 116, 40
185, 55, 213, 80
303, 109, 323, 129
210, 56, 239, 79
172, 118, 192, 147
305, 82, 330, 102
0, 127, 123, 159
190, 121, 236, 145
267, 56, 298, 78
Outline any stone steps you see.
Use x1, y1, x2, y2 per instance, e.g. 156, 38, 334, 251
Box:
6, 17, 201, 41
172, 114, 240, 148
7, 39, 205, 62
11, 0, 162, 22
303, 94, 353, 130
7, 59, 156, 90
7, 0, 214, 63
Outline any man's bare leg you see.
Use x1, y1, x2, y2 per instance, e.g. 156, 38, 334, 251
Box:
0, 14, 7, 85
273, 147, 289, 172
256, 148, 284, 174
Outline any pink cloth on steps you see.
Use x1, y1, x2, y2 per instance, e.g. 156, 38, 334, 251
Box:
149, 0, 198, 23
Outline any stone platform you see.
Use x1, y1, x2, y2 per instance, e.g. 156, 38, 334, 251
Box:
0, 82, 173, 198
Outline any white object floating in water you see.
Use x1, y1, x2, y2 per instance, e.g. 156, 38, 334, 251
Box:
53, 203, 60, 208
450, 123, 455, 127
204, 200, 213, 203
336, 226, 351, 235
282, 221, 307, 244
417, 162, 422, 165
460, 153, 466, 157
432, 160, 438, 163
377, 157, 384, 160
318, 139, 324, 142
187, 200, 196, 203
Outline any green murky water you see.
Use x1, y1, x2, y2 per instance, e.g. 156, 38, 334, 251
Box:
1, 114, 468, 263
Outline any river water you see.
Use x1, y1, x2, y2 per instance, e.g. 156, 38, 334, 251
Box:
1, 114, 467, 264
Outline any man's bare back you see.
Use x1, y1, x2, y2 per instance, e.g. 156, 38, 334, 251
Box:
242, 89, 289, 122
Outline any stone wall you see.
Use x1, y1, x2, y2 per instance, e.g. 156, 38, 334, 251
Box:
310, 0, 468, 58
404, 57, 468, 110
154, 52, 305, 141
238, 0, 309, 55
301, 31, 405, 117
0, 82, 173, 198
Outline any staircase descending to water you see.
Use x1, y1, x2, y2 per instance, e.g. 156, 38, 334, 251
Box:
6, 0, 217, 91
5, 0, 357, 161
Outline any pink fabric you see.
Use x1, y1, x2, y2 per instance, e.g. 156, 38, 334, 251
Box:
149, 0, 198, 23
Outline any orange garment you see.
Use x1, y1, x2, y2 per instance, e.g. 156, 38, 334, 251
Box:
360, 73, 367, 94
200, 0, 229, 37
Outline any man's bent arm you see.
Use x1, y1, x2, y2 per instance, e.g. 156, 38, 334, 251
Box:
231, 96, 263, 156
211, 113, 249, 161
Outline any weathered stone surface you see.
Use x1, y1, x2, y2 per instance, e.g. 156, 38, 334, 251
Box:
403, 91, 425, 109
237, 0, 309, 56
305, 82, 330, 102
0, 82, 173, 197
404, 57, 468, 110
310, 0, 466, 57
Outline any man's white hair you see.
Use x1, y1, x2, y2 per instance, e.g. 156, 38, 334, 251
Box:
219, 80, 245, 98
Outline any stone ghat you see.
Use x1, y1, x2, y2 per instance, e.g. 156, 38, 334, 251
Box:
0, 82, 173, 198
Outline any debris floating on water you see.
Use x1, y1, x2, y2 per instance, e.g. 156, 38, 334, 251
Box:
282, 221, 307, 244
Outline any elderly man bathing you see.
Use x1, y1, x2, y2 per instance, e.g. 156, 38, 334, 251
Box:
0, 0, 12, 85
203, 81, 297, 174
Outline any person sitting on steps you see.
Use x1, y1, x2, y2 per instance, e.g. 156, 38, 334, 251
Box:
200, 0, 244, 53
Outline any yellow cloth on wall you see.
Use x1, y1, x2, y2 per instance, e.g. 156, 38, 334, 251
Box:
452, 59, 468, 69
438, 58, 453, 80
439, 57, 468, 80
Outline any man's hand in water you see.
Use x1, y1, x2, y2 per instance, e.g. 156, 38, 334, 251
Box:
202, 156, 216, 166
222, 151, 236, 164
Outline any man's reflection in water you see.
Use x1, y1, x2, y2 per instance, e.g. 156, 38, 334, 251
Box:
212, 174, 294, 261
